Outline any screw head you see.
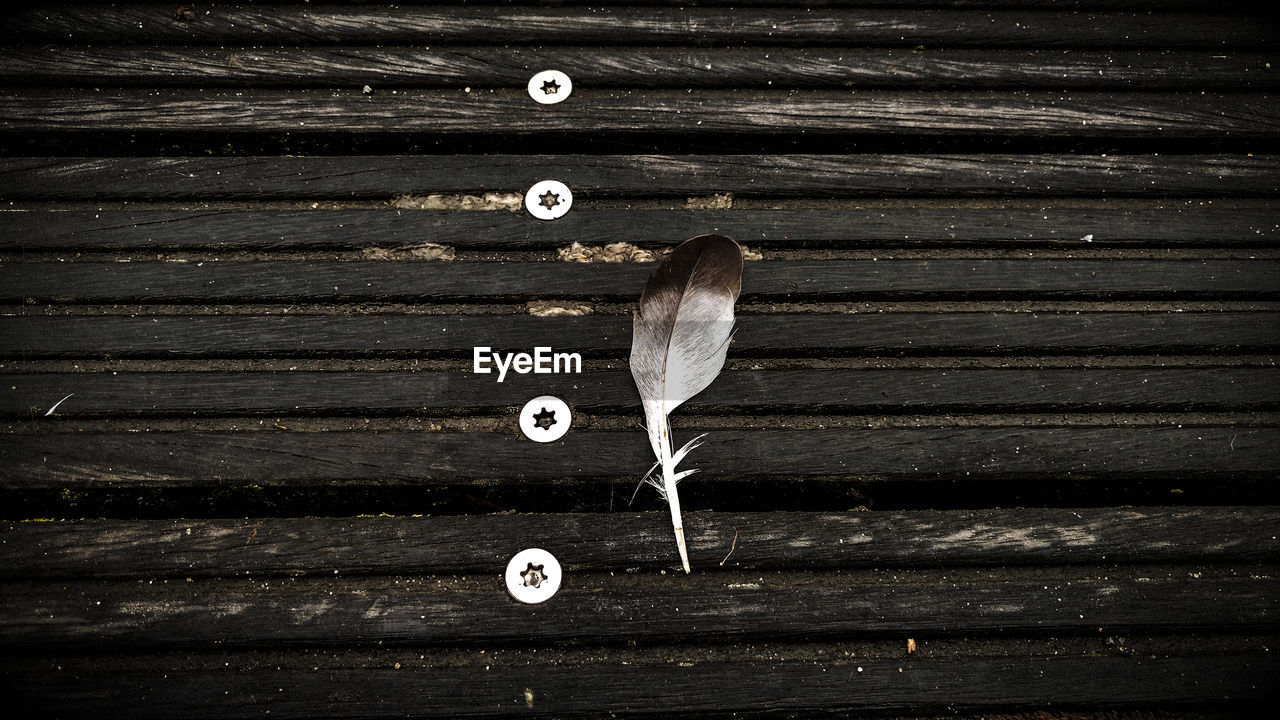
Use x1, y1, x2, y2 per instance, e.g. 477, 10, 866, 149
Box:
505, 548, 563, 604
527, 70, 572, 105
519, 395, 571, 442
524, 180, 573, 221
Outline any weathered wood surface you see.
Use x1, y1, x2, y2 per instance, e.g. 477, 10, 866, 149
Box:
3, 155, 1272, 200
4, 368, 1278, 417
3, 6, 1271, 47
0, 0, 1251, 12
2, 47, 1274, 90
3, 89, 1276, 138
2, 427, 1275, 488
4, 508, 1277, 577
2, 568, 1276, 650
538, 0, 1260, 5
9, 653, 1275, 719
4, 313, 1275, 358
2, 3, 1276, 717
4, 203, 1278, 250
4, 259, 1275, 303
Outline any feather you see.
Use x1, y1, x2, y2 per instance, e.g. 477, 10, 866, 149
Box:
630, 234, 743, 572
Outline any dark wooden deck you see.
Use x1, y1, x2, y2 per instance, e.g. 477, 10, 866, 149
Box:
1, 1, 1278, 717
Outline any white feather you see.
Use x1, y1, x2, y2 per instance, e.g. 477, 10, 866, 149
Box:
630, 235, 743, 572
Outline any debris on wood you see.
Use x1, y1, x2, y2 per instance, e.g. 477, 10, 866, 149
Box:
719, 526, 739, 566
741, 246, 763, 261
558, 241, 656, 263
526, 301, 593, 317
907, 638, 917, 654
361, 243, 455, 261
43, 393, 74, 417
172, 5, 196, 22
685, 193, 734, 210
390, 193, 522, 212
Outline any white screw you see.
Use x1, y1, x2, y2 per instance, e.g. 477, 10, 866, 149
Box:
524, 180, 573, 221
505, 548, 562, 604
527, 70, 572, 105
519, 395, 571, 442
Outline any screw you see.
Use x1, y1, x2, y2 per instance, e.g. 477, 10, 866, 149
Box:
519, 395, 571, 442
527, 70, 572, 105
524, 180, 573, 221
505, 548, 562, 604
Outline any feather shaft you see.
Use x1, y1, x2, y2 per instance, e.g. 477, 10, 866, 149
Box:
658, 419, 690, 573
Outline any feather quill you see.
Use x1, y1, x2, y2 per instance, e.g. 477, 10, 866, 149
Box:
630, 234, 743, 573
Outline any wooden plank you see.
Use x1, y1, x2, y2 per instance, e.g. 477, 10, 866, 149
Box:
2, 6, 1270, 47
0, 569, 1274, 650
3, 89, 1275, 139
3, 313, 1274, 358
3, 508, 1276, 578
362, 0, 1278, 7
2, 47, 1273, 90
0, 0, 1250, 11
10, 653, 1276, 718
1, 427, 1275, 488
409, 0, 1271, 7
3, 155, 1272, 200
568, 0, 1260, 5
3, 259, 1276, 303
4, 368, 1278, 418
5, 204, 1278, 250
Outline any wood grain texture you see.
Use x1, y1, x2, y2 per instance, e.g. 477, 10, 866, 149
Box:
3, 155, 1272, 200
2, 47, 1273, 90
3, 258, 1276, 303
544, 0, 1260, 5
4, 203, 1278, 250
4, 507, 1276, 578
10, 654, 1276, 718
1, 1, 1274, 716
3, 6, 1271, 47
4, 368, 1278, 418
1, 569, 1275, 650
3, 89, 1275, 138
4, 312, 1274, 358
0, 0, 1251, 12
1, 427, 1275, 488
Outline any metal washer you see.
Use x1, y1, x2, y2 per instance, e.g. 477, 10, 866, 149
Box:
519, 395, 571, 442
505, 548, 563, 604
527, 70, 573, 105
524, 180, 573, 221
